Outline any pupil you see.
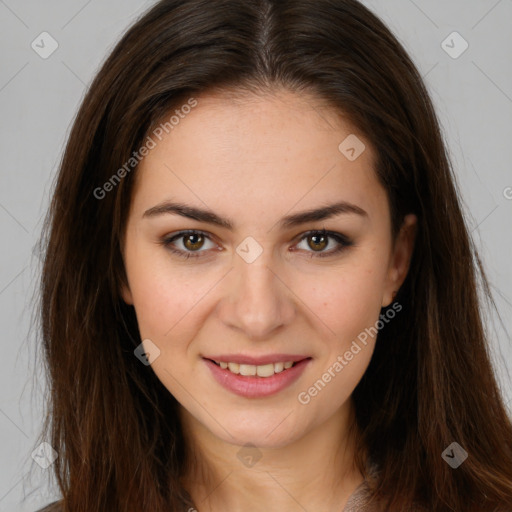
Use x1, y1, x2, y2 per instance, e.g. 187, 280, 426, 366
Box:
310, 234, 327, 251
186, 233, 203, 250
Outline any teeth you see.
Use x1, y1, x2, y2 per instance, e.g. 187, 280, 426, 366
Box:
228, 362, 240, 374
215, 360, 297, 377
274, 362, 284, 373
256, 364, 274, 377
239, 364, 257, 376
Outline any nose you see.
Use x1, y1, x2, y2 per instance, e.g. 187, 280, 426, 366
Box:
216, 251, 296, 341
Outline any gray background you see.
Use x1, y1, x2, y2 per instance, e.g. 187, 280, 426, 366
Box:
0, 1, 511, 510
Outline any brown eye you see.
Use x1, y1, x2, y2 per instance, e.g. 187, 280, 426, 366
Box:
182, 232, 205, 251
295, 229, 354, 258
307, 233, 328, 252
162, 230, 217, 259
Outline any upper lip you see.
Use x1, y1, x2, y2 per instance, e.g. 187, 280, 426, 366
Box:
203, 354, 311, 365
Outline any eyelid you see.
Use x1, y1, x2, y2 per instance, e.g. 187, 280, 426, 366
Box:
291, 229, 353, 258
161, 229, 219, 258
161, 228, 353, 259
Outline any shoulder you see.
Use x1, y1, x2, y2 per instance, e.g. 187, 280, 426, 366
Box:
342, 464, 429, 512
343, 482, 428, 512
35, 500, 63, 512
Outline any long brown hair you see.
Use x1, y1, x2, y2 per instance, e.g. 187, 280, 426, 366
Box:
36, 0, 512, 510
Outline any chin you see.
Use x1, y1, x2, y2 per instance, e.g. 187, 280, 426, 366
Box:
212, 415, 307, 450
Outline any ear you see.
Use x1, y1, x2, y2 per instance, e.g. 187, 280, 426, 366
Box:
119, 235, 134, 305
121, 283, 134, 305
119, 275, 134, 305
381, 213, 417, 308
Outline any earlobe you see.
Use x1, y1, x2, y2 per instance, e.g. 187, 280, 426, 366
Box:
120, 283, 134, 305
119, 244, 133, 305
382, 213, 417, 308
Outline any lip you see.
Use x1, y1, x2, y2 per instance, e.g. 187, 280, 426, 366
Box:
203, 354, 310, 365
203, 357, 312, 398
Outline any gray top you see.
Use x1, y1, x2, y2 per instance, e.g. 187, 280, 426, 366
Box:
342, 475, 380, 512
341, 467, 430, 512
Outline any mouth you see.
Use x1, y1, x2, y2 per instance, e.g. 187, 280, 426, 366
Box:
203, 356, 312, 398
205, 358, 308, 378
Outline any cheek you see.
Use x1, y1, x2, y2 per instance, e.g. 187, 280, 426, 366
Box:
132, 276, 213, 343
124, 243, 208, 340
292, 256, 388, 414
293, 253, 389, 344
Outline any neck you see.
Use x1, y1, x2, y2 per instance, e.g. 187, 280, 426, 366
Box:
179, 399, 366, 512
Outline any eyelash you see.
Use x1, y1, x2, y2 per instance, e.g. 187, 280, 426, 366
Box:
160, 229, 353, 260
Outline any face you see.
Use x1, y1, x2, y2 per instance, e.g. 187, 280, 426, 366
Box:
121, 88, 416, 449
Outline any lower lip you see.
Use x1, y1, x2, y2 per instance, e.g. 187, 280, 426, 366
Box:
204, 358, 311, 398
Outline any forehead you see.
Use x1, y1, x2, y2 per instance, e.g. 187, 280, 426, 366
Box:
130, 88, 386, 224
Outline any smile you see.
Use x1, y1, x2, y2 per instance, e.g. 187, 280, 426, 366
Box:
211, 360, 296, 377
203, 357, 312, 398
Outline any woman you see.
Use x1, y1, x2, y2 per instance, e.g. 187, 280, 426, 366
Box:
36, 0, 512, 510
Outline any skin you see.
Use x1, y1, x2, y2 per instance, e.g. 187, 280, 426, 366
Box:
121, 88, 417, 512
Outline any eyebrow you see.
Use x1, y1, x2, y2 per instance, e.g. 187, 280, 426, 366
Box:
142, 200, 368, 229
